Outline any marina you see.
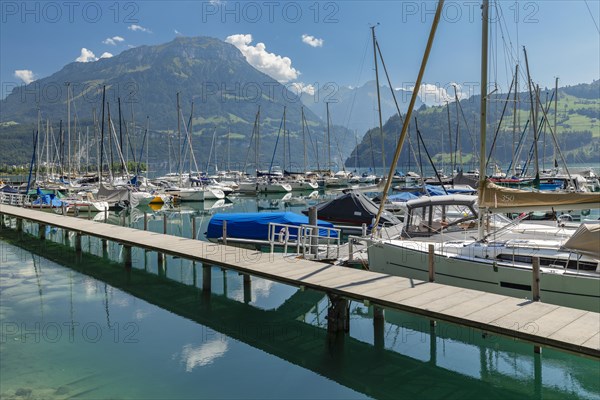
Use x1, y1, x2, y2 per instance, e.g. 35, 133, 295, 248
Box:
2, 0, 600, 398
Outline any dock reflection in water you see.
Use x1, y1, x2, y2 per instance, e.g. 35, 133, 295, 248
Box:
1, 229, 599, 400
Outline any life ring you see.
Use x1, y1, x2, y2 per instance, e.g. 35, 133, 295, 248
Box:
278, 227, 287, 243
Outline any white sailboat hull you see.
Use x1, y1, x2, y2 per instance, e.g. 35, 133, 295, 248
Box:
367, 239, 600, 312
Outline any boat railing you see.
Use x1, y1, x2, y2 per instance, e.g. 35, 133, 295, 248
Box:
298, 224, 341, 260
0, 192, 27, 206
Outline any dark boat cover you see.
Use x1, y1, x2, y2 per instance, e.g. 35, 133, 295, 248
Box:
206, 212, 336, 241
304, 191, 401, 226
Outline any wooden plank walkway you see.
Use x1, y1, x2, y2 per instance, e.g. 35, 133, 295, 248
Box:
1, 204, 599, 358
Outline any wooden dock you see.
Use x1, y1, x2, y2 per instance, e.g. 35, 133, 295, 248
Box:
1, 204, 598, 358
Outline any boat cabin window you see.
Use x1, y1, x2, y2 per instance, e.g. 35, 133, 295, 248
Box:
404, 201, 478, 237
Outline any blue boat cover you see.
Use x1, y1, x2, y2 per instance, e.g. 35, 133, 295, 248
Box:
206, 212, 336, 241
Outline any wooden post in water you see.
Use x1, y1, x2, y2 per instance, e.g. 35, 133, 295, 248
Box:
39, 224, 46, 240
143, 212, 148, 231
16, 218, 22, 233
163, 214, 167, 234
87, 206, 91, 220
243, 274, 251, 304
428, 244, 435, 282
121, 212, 126, 226
104, 208, 108, 221
532, 256, 540, 301
308, 206, 317, 256
75, 233, 82, 255
373, 306, 385, 349
123, 245, 132, 269
192, 217, 196, 240
101, 239, 108, 257
222, 220, 228, 245
202, 264, 212, 292
327, 295, 349, 334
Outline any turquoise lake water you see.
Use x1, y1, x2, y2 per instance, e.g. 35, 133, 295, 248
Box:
1, 193, 599, 399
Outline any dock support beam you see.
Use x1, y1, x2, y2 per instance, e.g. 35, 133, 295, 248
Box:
243, 274, 251, 304
373, 306, 385, 349
123, 245, 132, 269
327, 295, 349, 334
202, 264, 212, 292
428, 244, 435, 282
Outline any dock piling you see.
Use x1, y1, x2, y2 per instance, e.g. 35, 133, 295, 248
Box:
309, 207, 317, 255
373, 306, 385, 348
143, 212, 148, 231
202, 264, 212, 292
327, 295, 349, 334
243, 274, 251, 304
192, 217, 196, 240
123, 245, 132, 269
222, 220, 227, 246
428, 244, 435, 282
75, 233, 82, 255
163, 214, 167, 234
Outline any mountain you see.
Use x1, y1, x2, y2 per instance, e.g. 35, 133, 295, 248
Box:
1, 36, 352, 172
345, 80, 600, 173
301, 80, 423, 139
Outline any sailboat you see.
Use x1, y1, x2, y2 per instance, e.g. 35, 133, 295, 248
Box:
364, 0, 600, 312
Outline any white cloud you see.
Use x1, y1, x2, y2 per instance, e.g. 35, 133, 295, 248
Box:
14, 70, 35, 84
75, 48, 98, 62
174, 29, 181, 35
225, 34, 299, 83
128, 24, 152, 33
301, 34, 323, 48
409, 82, 465, 106
100, 52, 113, 59
102, 36, 125, 46
289, 82, 315, 96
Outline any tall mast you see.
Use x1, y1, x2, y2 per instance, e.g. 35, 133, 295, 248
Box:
189, 101, 194, 174
302, 107, 307, 172
477, 0, 489, 240
511, 64, 519, 176
118, 97, 123, 172
373, 0, 445, 228
445, 101, 453, 175
326, 101, 331, 171
66, 82, 71, 178
553, 77, 559, 170
523, 47, 539, 185
177, 92, 182, 186
371, 25, 386, 175
283, 106, 287, 172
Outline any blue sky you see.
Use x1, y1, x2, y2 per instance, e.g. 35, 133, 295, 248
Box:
2, 1, 599, 103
